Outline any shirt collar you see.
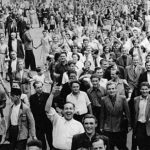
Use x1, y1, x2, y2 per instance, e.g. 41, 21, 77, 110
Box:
140, 96, 149, 101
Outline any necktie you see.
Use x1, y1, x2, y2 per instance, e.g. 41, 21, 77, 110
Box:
94, 58, 98, 67
122, 55, 127, 67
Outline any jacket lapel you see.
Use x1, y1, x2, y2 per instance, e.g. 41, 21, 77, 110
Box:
145, 95, 150, 120
17, 103, 23, 122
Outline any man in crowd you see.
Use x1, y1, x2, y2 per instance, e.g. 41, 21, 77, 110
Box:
100, 81, 131, 150
45, 85, 84, 150
5, 87, 36, 150
71, 114, 102, 150
87, 74, 106, 128
133, 82, 150, 150
66, 80, 93, 122
30, 81, 52, 150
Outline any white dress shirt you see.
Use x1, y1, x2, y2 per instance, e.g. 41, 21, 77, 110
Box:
47, 108, 84, 150
11, 103, 21, 126
12, 39, 17, 52
11, 59, 17, 72
138, 96, 148, 123
99, 78, 108, 89
147, 72, 150, 85
66, 91, 91, 115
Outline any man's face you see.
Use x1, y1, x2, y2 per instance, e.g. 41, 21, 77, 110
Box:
11, 52, 17, 59
60, 54, 66, 62
11, 33, 16, 40
91, 78, 99, 88
140, 86, 149, 98
122, 48, 128, 55
101, 61, 109, 70
11, 94, 20, 104
92, 139, 106, 150
69, 73, 77, 81
107, 84, 116, 97
71, 83, 80, 93
69, 64, 75, 70
132, 57, 139, 66
84, 118, 97, 135
96, 69, 103, 78
146, 62, 150, 72
18, 62, 24, 70
63, 103, 75, 120
35, 83, 43, 94
110, 70, 117, 80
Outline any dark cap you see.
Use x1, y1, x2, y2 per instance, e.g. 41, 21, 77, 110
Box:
11, 88, 21, 96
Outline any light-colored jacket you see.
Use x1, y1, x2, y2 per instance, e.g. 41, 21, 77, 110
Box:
6, 102, 36, 140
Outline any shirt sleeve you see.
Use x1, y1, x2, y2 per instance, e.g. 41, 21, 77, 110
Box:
84, 92, 91, 106
46, 107, 60, 126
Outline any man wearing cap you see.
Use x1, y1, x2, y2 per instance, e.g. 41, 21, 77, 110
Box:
5, 87, 36, 150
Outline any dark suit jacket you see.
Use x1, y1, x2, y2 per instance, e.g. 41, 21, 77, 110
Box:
116, 55, 132, 68
138, 71, 148, 86
8, 39, 24, 59
7, 22, 17, 37
134, 95, 150, 136
6, 102, 36, 140
71, 133, 99, 150
100, 95, 130, 132
30, 92, 52, 128
126, 65, 145, 89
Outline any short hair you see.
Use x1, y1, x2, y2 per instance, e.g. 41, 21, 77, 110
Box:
68, 70, 77, 76
100, 59, 107, 65
92, 135, 109, 148
83, 38, 89, 42
68, 60, 75, 66
27, 139, 42, 148
140, 82, 150, 89
84, 60, 91, 66
95, 67, 102, 72
70, 80, 80, 87
82, 114, 97, 124
33, 81, 43, 88
64, 102, 75, 109
90, 74, 100, 80
72, 53, 80, 61
106, 81, 116, 89
60, 51, 67, 56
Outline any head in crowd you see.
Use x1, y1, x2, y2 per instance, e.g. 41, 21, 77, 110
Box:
82, 114, 97, 136
92, 135, 109, 150
11, 86, 22, 105
90, 74, 100, 88
140, 82, 150, 98
33, 81, 43, 95
95, 67, 104, 79
27, 139, 42, 150
70, 80, 80, 95
10, 51, 17, 60
106, 81, 117, 97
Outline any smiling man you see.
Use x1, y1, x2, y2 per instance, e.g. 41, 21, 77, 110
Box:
45, 85, 84, 150
71, 114, 102, 150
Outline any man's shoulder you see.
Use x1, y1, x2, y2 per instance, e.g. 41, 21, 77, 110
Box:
73, 132, 85, 139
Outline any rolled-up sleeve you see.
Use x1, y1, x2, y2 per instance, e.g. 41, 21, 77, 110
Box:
46, 107, 60, 126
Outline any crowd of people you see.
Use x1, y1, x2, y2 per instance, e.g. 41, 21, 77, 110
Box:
1, 0, 150, 150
